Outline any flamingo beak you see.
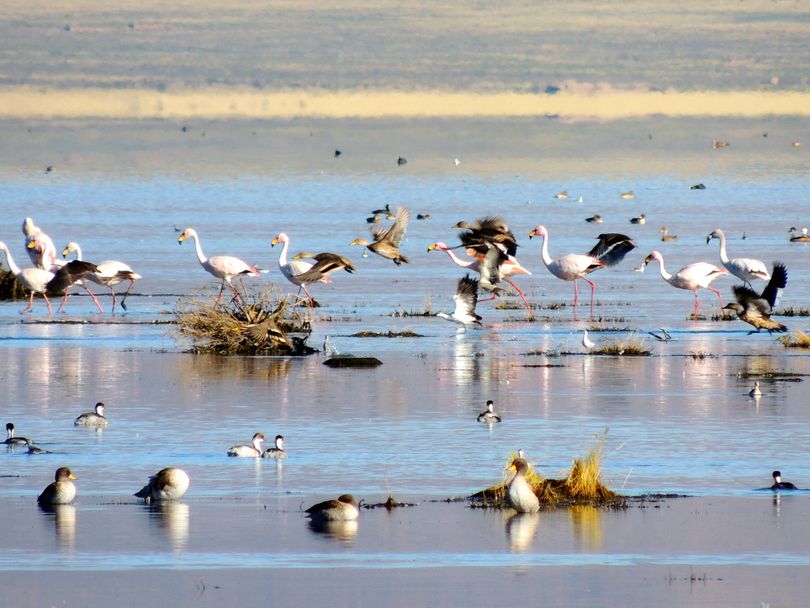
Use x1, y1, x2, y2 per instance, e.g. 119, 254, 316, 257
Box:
427, 243, 436, 252
529, 229, 537, 239
26, 240, 37, 249
643, 255, 653, 265
177, 234, 186, 244
271, 238, 279, 247
61, 247, 69, 258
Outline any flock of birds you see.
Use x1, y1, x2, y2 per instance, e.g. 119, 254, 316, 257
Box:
9, 397, 797, 518
0, 213, 801, 336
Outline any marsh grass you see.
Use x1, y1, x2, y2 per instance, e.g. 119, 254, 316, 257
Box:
470, 442, 622, 509
780, 331, 810, 349
590, 337, 651, 356
350, 330, 425, 338
0, 269, 28, 300
175, 286, 314, 355
775, 307, 810, 317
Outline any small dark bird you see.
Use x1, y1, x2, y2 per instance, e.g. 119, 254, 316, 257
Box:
334, 149, 342, 157
690, 183, 706, 190
712, 140, 730, 149
723, 262, 788, 334
416, 214, 432, 220
181, 125, 188, 133
396, 156, 407, 166
585, 215, 603, 224
771, 470, 798, 491
45, 165, 53, 174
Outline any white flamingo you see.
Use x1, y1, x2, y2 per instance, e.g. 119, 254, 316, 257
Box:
427, 242, 532, 314
22, 217, 57, 269
706, 229, 770, 286
177, 228, 260, 302
643, 250, 728, 317
62, 242, 141, 312
270, 233, 330, 303
528, 225, 636, 312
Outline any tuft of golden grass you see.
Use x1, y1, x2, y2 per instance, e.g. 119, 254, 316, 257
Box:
591, 337, 651, 356
780, 331, 810, 349
175, 285, 313, 355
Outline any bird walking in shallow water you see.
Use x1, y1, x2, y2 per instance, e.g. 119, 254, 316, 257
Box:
61, 242, 141, 312
706, 229, 770, 287
643, 251, 727, 317
723, 262, 787, 334
477, 400, 502, 423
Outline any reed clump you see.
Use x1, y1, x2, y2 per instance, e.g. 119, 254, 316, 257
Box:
591, 337, 651, 356
175, 286, 314, 355
780, 331, 810, 349
470, 443, 622, 508
0, 268, 28, 300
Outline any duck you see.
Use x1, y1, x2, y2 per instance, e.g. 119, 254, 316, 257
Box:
789, 227, 810, 243
505, 458, 540, 513
416, 213, 432, 220
585, 215, 603, 224
306, 494, 360, 522
712, 140, 730, 149
4, 422, 29, 446
554, 191, 569, 200
749, 381, 762, 397
227, 432, 265, 457
477, 400, 502, 423
38, 467, 77, 505
619, 191, 635, 200
771, 470, 798, 491
723, 262, 788, 335
134, 467, 190, 503
24, 438, 51, 454
74, 402, 108, 427
629, 213, 646, 225
659, 226, 678, 242
262, 434, 287, 459
350, 206, 410, 265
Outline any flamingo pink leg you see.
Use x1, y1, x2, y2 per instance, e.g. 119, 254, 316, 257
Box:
44, 294, 53, 315
83, 284, 104, 313
572, 279, 579, 307
583, 277, 597, 310
58, 287, 72, 313
504, 278, 533, 318
693, 291, 700, 318
21, 293, 35, 314
119, 279, 137, 311
708, 287, 723, 308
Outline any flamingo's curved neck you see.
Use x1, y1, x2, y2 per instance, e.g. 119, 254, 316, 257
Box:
654, 257, 672, 282
442, 248, 474, 269
72, 244, 84, 261
715, 231, 729, 264
189, 233, 207, 264
538, 233, 553, 268
276, 238, 289, 267
1, 247, 21, 276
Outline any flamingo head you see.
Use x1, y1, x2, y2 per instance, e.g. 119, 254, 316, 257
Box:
427, 242, 448, 252
62, 242, 79, 258
271, 233, 288, 247
644, 251, 662, 265
706, 229, 721, 244
177, 228, 195, 245
528, 225, 547, 240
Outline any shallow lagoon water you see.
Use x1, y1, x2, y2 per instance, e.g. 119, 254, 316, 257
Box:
1, 118, 809, 606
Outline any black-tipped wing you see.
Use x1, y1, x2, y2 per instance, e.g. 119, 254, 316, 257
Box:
760, 262, 787, 308
456, 215, 518, 256
454, 275, 480, 320
293, 253, 355, 283
478, 243, 506, 294
588, 233, 636, 266
46, 260, 99, 294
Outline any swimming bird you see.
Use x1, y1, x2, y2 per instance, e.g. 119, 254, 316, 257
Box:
37, 467, 77, 505
134, 467, 190, 503
706, 229, 770, 286
350, 206, 410, 265
62, 242, 142, 312
659, 226, 678, 242
23, 438, 51, 454
789, 227, 810, 242
477, 400, 502, 423
554, 191, 569, 200
366, 214, 382, 224
722, 262, 788, 334
712, 140, 730, 149
749, 381, 762, 397
585, 215, 603, 224
690, 183, 706, 190
291, 251, 355, 284
643, 251, 728, 317
528, 226, 636, 311
227, 432, 265, 457
22, 217, 57, 269
771, 470, 798, 490
582, 329, 595, 349
271, 234, 333, 303
177, 228, 260, 303
0, 242, 99, 315
262, 435, 287, 459
74, 402, 108, 427
4, 423, 28, 446
505, 458, 540, 513
630, 213, 646, 225
306, 494, 360, 522
619, 191, 634, 199
416, 213, 432, 220
436, 275, 481, 327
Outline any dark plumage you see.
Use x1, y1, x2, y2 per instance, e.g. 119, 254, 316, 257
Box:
586, 233, 637, 267
291, 252, 355, 284
45, 260, 100, 296
454, 216, 518, 257
771, 470, 798, 491
723, 262, 788, 334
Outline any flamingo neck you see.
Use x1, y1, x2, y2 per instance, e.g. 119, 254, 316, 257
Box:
0, 247, 21, 276
72, 244, 83, 261
189, 233, 207, 264
715, 231, 729, 264
653, 257, 672, 282
442, 248, 474, 269
538, 233, 553, 268
276, 237, 289, 267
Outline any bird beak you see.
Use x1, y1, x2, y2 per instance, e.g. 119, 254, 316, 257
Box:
427, 243, 436, 252
350, 239, 360, 246
68, 473, 77, 479
705, 235, 711, 244
61, 247, 69, 258
271, 238, 279, 247
643, 255, 652, 265
177, 234, 186, 244
529, 229, 537, 239
26, 240, 37, 249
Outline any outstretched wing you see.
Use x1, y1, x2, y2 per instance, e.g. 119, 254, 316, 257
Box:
588, 233, 636, 266
46, 260, 99, 294
373, 206, 410, 246
760, 262, 787, 309
478, 243, 506, 293
454, 275, 480, 320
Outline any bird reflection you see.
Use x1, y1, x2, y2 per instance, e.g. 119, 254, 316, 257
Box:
145, 501, 190, 551
569, 505, 602, 550
39, 503, 76, 552
505, 512, 540, 552
307, 519, 358, 544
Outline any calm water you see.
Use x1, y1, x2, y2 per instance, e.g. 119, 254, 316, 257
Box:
1, 125, 809, 602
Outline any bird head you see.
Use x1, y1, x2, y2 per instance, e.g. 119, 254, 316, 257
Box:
350, 238, 368, 247
452, 221, 470, 229
177, 228, 193, 245
271, 234, 288, 248
722, 303, 744, 314
427, 242, 447, 252
62, 242, 78, 258
643, 251, 661, 265
706, 229, 721, 244
528, 225, 546, 240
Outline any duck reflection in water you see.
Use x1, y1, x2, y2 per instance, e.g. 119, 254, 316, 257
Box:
307, 519, 359, 544
505, 512, 540, 553
39, 503, 77, 551
144, 501, 190, 551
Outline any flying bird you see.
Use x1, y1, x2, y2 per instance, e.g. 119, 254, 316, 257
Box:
351, 206, 410, 265
722, 262, 788, 334
436, 275, 481, 327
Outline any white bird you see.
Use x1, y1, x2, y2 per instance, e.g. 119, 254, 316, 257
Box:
505, 458, 540, 513
22, 217, 57, 269
0, 242, 99, 315
706, 229, 770, 286
262, 435, 287, 459
227, 432, 265, 457
749, 381, 762, 398
528, 225, 636, 311
582, 329, 595, 349
62, 242, 142, 312
436, 275, 481, 327
177, 228, 260, 302
643, 251, 728, 316
270, 233, 331, 303
477, 400, 502, 423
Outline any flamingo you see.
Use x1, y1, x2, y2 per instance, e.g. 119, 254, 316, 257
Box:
270, 233, 332, 304
706, 229, 770, 286
177, 228, 260, 302
643, 250, 728, 317
427, 242, 532, 314
62, 242, 142, 312
528, 225, 636, 312
22, 217, 57, 269
0, 241, 98, 315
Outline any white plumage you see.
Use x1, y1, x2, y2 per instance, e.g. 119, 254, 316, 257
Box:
707, 229, 770, 285
644, 250, 728, 316
437, 275, 481, 327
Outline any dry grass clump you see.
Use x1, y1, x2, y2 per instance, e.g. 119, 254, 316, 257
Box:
780, 331, 810, 349
590, 337, 651, 356
0, 268, 28, 300
175, 287, 314, 355
775, 307, 810, 317
470, 443, 622, 509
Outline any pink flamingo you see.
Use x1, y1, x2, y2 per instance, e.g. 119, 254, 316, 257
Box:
643, 250, 728, 317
